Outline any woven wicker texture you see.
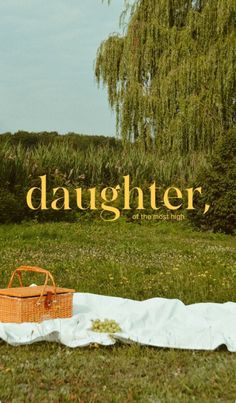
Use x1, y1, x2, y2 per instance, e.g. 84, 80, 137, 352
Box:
0, 266, 75, 323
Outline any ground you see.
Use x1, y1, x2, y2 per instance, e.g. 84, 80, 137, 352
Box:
0, 219, 235, 402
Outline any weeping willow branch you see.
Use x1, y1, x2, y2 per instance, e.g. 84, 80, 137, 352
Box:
96, 0, 236, 154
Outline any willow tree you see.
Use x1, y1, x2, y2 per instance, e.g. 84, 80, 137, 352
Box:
96, 0, 235, 154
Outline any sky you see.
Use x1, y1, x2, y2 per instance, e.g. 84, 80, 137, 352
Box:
0, 0, 125, 136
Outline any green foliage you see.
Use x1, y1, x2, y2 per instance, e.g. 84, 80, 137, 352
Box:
0, 131, 119, 151
0, 188, 78, 224
188, 127, 236, 234
0, 136, 208, 189
96, 0, 235, 153
0, 131, 210, 224
0, 190, 26, 224
1, 130, 234, 231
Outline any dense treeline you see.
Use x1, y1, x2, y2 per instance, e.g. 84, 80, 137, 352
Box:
0, 131, 120, 150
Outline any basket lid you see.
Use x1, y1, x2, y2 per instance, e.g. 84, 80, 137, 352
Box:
0, 285, 75, 298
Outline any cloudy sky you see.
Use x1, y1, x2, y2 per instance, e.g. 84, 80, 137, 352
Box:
0, 0, 125, 136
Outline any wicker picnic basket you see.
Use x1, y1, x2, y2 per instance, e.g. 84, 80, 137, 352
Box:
0, 266, 75, 323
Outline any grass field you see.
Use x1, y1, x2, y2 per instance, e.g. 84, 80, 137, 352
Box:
0, 220, 235, 402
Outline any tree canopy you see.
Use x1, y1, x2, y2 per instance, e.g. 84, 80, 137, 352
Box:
96, 0, 235, 154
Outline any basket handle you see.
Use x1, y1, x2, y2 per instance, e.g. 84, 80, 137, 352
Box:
7, 266, 57, 306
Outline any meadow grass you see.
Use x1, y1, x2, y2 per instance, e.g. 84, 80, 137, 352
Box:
0, 219, 235, 402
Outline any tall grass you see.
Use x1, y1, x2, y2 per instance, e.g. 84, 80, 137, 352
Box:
0, 140, 209, 190
0, 139, 211, 223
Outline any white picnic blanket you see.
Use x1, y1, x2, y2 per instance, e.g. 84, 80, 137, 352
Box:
0, 293, 235, 351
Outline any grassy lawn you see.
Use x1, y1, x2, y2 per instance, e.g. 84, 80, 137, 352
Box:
0, 220, 235, 402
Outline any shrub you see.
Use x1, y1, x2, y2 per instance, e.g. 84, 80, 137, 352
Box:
188, 128, 236, 234
0, 190, 26, 224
